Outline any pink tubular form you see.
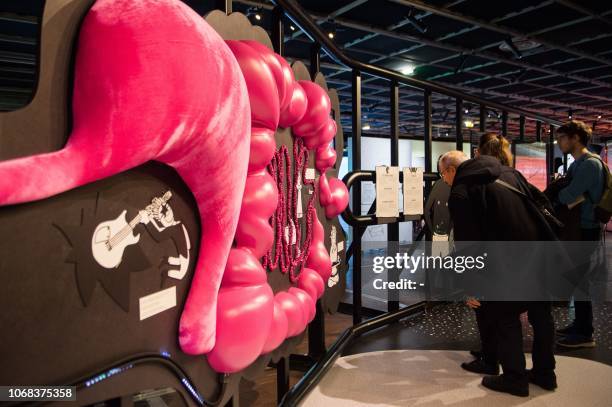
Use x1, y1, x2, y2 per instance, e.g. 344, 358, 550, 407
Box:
206, 40, 347, 373
0, 0, 252, 357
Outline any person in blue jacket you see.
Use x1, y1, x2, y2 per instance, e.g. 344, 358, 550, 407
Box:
554, 120, 604, 349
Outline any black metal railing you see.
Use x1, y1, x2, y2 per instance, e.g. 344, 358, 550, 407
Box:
216, 1, 564, 405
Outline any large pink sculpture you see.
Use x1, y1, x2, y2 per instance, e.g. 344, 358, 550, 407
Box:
0, 0, 251, 355
0, 0, 349, 374
207, 40, 348, 372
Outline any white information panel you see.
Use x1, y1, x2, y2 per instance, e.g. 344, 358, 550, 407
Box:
403, 167, 424, 215
375, 166, 400, 218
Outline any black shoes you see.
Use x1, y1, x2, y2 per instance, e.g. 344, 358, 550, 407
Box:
482, 375, 529, 397
556, 323, 577, 336
461, 358, 499, 375
556, 334, 596, 348
528, 369, 557, 391
469, 349, 482, 359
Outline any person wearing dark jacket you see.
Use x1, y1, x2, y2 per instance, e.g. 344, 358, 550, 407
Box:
443, 152, 557, 397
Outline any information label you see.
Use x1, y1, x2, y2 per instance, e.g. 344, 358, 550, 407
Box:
139, 286, 176, 321
403, 167, 424, 215
375, 166, 400, 218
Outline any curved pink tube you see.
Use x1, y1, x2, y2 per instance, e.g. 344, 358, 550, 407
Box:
0, 0, 251, 355
208, 40, 348, 372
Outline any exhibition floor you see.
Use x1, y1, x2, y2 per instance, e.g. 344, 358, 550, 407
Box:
302, 350, 612, 406
243, 302, 612, 406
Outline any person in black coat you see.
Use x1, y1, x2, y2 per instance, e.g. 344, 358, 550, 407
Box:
441, 150, 557, 397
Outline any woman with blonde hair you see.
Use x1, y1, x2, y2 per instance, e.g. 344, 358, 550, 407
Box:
476, 132, 513, 167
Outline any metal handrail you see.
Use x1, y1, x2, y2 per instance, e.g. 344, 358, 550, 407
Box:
270, 0, 563, 127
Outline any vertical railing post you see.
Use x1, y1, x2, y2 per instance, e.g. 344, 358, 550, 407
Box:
547, 124, 555, 185
310, 43, 321, 80
388, 80, 400, 313
272, 6, 284, 56
424, 89, 433, 202
536, 121, 542, 143
276, 357, 290, 405
455, 98, 463, 152
479, 104, 486, 135
502, 111, 508, 138
306, 42, 324, 359
519, 115, 525, 142
351, 70, 362, 325
215, 0, 232, 14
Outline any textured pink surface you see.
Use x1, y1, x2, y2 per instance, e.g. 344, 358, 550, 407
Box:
208, 41, 347, 372
0, 0, 251, 355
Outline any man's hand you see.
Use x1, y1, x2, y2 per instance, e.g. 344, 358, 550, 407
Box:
138, 210, 150, 224
466, 298, 481, 309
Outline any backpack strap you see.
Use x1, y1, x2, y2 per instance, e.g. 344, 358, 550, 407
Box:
494, 179, 564, 230
494, 179, 527, 197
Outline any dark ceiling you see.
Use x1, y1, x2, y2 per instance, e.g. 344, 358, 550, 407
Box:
2, 0, 612, 142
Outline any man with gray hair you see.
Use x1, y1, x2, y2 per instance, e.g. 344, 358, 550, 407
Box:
438, 150, 468, 186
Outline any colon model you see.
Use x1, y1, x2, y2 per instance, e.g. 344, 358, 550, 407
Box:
208, 40, 349, 372
0, 0, 348, 373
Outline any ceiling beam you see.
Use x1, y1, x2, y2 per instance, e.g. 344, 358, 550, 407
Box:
390, 0, 612, 69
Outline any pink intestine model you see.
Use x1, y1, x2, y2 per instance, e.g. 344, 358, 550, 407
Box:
207, 40, 349, 373
0, 0, 348, 373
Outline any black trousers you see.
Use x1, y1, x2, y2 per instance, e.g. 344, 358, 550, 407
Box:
476, 301, 555, 379
476, 302, 526, 381
572, 227, 601, 338
527, 302, 556, 373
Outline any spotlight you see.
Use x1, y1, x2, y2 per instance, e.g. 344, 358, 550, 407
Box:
328, 31, 335, 39
362, 123, 371, 131
290, 25, 296, 31
568, 109, 573, 119
399, 64, 415, 75
464, 120, 474, 128
598, 115, 602, 119
464, 108, 469, 114
406, 10, 428, 34
503, 37, 522, 59
255, 13, 262, 21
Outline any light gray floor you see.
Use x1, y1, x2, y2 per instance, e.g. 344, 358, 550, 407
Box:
302, 350, 612, 407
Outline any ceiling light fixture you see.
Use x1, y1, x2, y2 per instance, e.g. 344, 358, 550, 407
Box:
362, 123, 371, 131
399, 64, 415, 75
290, 25, 296, 31
464, 120, 474, 129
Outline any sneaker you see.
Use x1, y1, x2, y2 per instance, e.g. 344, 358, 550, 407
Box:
461, 359, 499, 375
556, 323, 577, 336
528, 369, 557, 391
556, 334, 596, 348
482, 375, 529, 397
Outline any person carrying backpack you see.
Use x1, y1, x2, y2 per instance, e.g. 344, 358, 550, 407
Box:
444, 142, 558, 397
553, 120, 607, 349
